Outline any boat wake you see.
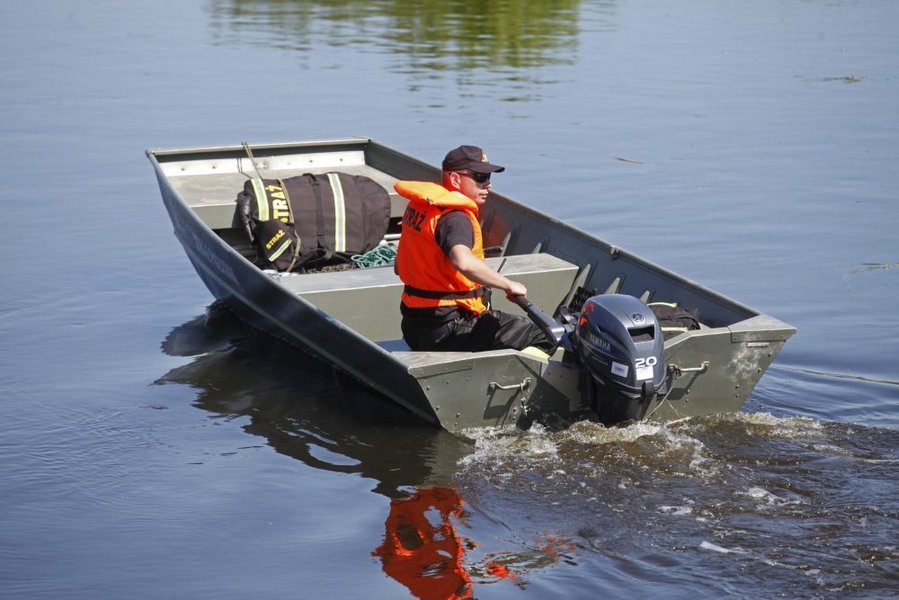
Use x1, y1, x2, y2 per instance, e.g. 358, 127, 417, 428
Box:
453, 413, 899, 595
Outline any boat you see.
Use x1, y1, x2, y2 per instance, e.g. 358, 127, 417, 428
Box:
147, 137, 795, 435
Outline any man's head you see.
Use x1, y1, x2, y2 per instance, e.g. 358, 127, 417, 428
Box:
442, 145, 505, 205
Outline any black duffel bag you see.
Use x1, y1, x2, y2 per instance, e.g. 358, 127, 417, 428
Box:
236, 172, 390, 271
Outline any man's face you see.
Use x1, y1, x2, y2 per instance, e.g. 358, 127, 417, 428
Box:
449, 170, 492, 205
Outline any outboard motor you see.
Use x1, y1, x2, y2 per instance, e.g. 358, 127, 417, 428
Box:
573, 294, 667, 425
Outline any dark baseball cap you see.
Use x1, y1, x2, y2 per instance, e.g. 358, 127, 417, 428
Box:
441, 145, 505, 174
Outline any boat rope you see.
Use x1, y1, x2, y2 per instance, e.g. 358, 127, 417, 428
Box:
351, 243, 397, 268
644, 369, 682, 421
241, 141, 266, 181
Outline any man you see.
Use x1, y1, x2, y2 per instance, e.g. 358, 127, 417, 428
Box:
394, 145, 550, 352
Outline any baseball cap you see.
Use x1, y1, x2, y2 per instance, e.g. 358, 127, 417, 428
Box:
441, 145, 505, 174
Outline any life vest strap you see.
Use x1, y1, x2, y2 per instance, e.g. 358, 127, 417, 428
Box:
403, 285, 486, 301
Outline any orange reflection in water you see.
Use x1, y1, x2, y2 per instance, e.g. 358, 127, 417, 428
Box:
373, 487, 574, 599
373, 487, 474, 599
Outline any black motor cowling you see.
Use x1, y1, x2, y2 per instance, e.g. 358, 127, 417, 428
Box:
573, 294, 667, 425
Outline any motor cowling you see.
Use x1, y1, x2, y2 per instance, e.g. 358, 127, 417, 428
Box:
573, 294, 667, 425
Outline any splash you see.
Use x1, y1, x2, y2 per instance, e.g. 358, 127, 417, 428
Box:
459, 418, 722, 487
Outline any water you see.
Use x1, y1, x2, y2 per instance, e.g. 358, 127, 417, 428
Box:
1, 0, 897, 597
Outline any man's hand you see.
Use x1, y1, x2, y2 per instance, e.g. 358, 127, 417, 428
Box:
504, 279, 528, 298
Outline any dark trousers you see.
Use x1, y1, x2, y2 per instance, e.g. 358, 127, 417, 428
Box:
401, 307, 551, 352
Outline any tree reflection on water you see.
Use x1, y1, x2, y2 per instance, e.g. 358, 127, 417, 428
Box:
208, 0, 588, 100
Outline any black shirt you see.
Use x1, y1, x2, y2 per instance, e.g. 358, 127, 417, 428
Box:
435, 210, 474, 255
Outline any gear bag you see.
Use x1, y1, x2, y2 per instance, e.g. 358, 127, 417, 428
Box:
236, 172, 391, 271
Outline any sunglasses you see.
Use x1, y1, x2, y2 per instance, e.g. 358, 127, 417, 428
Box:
460, 170, 491, 184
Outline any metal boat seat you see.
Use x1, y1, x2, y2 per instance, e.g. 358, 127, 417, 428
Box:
271, 253, 579, 342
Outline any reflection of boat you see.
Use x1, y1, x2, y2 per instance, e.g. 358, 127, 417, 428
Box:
156, 307, 471, 496
147, 138, 795, 434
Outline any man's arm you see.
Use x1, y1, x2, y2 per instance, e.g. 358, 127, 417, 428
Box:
448, 245, 528, 297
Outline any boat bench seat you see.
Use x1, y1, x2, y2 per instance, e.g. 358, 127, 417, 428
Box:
272, 253, 580, 342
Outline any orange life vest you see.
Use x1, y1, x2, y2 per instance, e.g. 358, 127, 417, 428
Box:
395, 181, 487, 315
